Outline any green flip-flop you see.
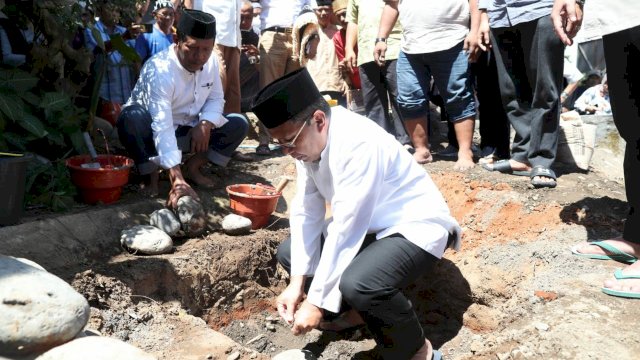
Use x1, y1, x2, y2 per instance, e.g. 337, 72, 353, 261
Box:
601, 269, 640, 299
570, 241, 637, 264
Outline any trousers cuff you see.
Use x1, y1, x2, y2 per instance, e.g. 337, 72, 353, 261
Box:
138, 161, 158, 175
207, 150, 231, 167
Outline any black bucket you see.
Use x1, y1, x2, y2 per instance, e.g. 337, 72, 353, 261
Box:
0, 154, 30, 226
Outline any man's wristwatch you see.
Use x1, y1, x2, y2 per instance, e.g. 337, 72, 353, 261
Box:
575, 0, 585, 8
375, 37, 387, 44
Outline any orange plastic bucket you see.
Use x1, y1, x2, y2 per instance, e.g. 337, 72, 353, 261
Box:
226, 184, 281, 229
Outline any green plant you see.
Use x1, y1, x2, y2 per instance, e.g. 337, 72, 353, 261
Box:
0, 0, 140, 211
0, 67, 86, 210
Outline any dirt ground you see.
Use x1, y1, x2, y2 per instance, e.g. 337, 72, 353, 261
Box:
31, 131, 638, 359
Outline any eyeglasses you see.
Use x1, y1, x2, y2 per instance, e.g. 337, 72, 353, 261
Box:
272, 121, 307, 148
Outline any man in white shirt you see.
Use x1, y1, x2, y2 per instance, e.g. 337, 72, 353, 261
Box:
117, 9, 249, 207
184, 0, 243, 114
251, 68, 460, 359
250, 0, 316, 155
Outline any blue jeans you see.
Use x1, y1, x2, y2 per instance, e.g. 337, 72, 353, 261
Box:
116, 104, 249, 175
396, 41, 476, 122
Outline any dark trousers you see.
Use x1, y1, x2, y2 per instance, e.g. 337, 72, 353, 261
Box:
603, 25, 640, 243
276, 233, 439, 359
359, 60, 410, 145
116, 104, 249, 175
491, 15, 565, 169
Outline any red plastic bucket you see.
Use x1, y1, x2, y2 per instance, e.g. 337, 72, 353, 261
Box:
66, 155, 133, 204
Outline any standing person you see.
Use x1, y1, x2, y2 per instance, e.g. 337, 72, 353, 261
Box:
184, 0, 243, 114
474, 51, 511, 164
343, 0, 410, 148
375, 0, 480, 170
477, 0, 565, 187
553, 0, 640, 298
135, 0, 175, 64
117, 9, 249, 205
85, 1, 140, 122
252, 68, 460, 360
305, 0, 347, 106
250, 0, 317, 156
239, 0, 261, 112
332, 0, 361, 92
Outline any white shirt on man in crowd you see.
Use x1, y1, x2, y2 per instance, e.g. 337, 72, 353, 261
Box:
397, 0, 469, 54
189, 0, 243, 48
256, 0, 317, 30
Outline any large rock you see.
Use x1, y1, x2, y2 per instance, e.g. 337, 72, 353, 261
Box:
221, 214, 252, 235
35, 336, 156, 360
0, 255, 90, 357
120, 225, 173, 255
176, 196, 207, 237
149, 208, 182, 236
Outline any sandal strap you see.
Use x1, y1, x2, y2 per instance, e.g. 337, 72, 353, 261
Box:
590, 241, 637, 261
613, 268, 640, 280
530, 166, 556, 179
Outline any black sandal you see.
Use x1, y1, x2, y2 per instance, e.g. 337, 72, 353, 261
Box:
530, 166, 557, 188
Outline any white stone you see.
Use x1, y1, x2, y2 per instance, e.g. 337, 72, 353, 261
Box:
221, 214, 252, 236
35, 336, 156, 360
12, 257, 47, 271
120, 225, 173, 255
176, 196, 207, 237
150, 209, 182, 236
534, 322, 550, 331
0, 255, 90, 356
272, 349, 317, 360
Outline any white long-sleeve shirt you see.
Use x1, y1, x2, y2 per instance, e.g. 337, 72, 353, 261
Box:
125, 44, 227, 169
290, 106, 461, 313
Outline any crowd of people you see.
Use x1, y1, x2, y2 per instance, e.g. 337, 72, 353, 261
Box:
2, 0, 640, 358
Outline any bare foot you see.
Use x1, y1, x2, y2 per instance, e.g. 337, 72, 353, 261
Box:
184, 165, 215, 189
413, 148, 433, 165
573, 237, 640, 258
318, 309, 365, 332
506, 159, 531, 172
603, 261, 640, 294
453, 148, 475, 171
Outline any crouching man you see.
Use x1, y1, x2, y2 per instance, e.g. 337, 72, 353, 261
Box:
117, 9, 249, 207
251, 68, 460, 359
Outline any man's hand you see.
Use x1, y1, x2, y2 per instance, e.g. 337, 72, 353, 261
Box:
551, 0, 583, 46
191, 121, 213, 153
478, 12, 492, 52
167, 180, 199, 209
344, 49, 357, 71
241, 44, 259, 57
291, 300, 323, 336
276, 282, 305, 325
373, 41, 387, 67
463, 30, 481, 62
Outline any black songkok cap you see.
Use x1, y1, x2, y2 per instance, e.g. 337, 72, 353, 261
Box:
251, 68, 323, 129
177, 9, 216, 40
316, 0, 333, 6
